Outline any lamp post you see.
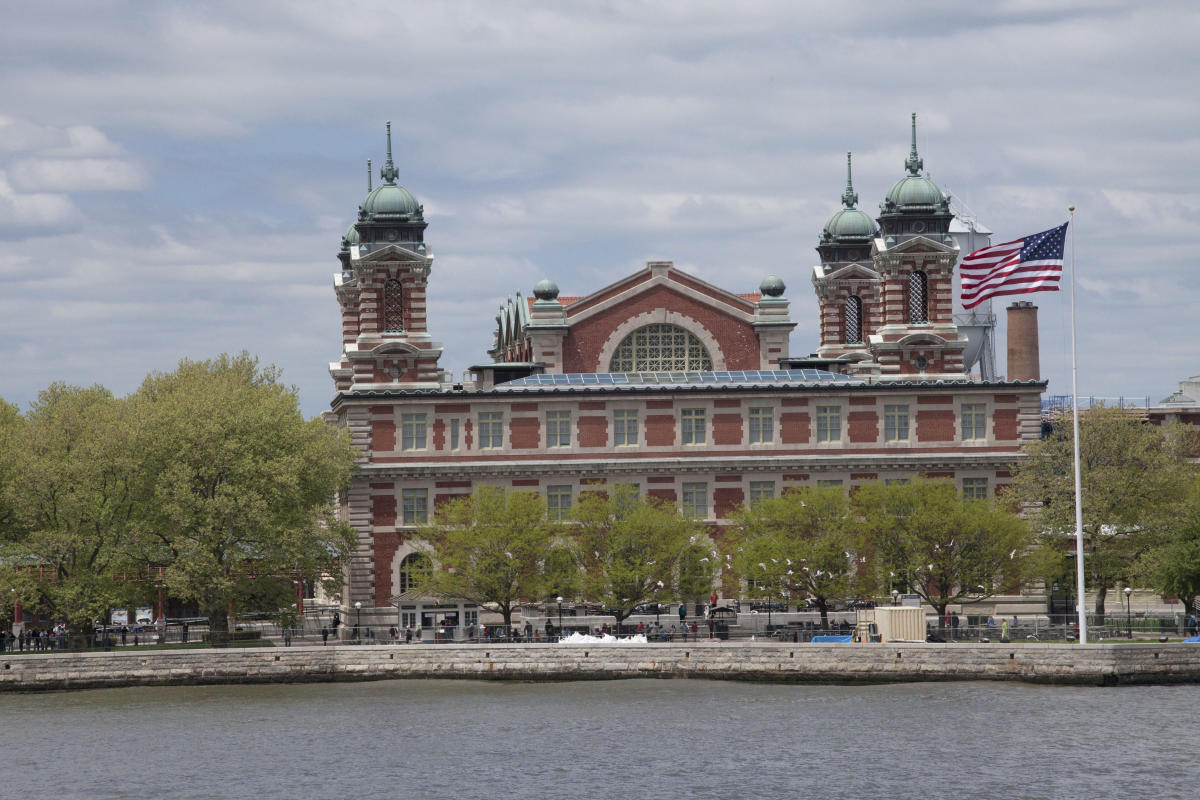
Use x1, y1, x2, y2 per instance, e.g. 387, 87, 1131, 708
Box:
891, 589, 899, 606
354, 601, 362, 644
556, 596, 563, 641
1124, 586, 1132, 639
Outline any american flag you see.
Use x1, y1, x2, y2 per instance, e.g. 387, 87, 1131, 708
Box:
960, 222, 1068, 309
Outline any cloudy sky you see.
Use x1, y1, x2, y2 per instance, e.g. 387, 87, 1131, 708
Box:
2, 1, 1197, 417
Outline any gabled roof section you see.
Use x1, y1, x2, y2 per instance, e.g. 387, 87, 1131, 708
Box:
564, 260, 759, 324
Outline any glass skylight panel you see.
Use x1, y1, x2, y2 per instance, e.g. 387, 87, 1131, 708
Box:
495, 368, 862, 390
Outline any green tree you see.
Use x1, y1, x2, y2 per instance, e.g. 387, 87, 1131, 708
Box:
854, 479, 1032, 627
420, 486, 558, 632
734, 486, 863, 629
0, 385, 142, 633
1138, 476, 1200, 618
1010, 406, 1194, 622
572, 485, 700, 629
131, 353, 357, 645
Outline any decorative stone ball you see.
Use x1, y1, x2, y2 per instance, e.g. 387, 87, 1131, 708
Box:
533, 278, 560, 301
759, 275, 786, 297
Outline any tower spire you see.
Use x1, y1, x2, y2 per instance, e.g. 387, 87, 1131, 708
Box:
841, 151, 858, 209
905, 112, 923, 176
367, 159, 372, 192
380, 120, 399, 185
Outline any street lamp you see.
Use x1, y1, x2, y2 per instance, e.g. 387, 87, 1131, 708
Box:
354, 601, 362, 644
556, 596, 563, 641
1124, 586, 1133, 639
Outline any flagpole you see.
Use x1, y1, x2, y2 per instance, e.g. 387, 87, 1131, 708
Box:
1067, 205, 1087, 644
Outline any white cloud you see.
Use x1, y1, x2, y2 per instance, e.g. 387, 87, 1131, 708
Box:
0, 171, 79, 229
8, 157, 149, 192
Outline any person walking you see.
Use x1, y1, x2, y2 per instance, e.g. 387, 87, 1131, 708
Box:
1001, 618, 1010, 641
321, 626, 329, 645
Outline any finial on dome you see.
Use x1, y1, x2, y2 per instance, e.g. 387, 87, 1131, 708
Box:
380, 121, 399, 185
905, 112, 923, 177
841, 151, 858, 209
367, 159, 372, 192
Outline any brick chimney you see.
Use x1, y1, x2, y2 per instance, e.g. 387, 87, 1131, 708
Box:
1006, 301, 1040, 382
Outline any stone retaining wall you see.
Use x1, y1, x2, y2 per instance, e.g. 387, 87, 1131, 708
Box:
3, 642, 1199, 692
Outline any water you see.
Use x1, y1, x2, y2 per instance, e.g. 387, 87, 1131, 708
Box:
2, 679, 1197, 799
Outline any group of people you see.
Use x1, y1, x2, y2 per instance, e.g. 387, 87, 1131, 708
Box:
1, 623, 70, 652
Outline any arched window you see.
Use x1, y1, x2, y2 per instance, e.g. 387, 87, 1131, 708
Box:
609, 323, 712, 372
399, 552, 430, 594
844, 296, 863, 344
908, 271, 928, 323
383, 278, 404, 332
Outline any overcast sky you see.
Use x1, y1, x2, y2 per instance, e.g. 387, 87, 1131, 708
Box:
2, 1, 1197, 418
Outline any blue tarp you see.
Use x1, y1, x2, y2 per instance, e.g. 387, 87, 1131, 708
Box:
1184, 635, 1200, 643
811, 635, 854, 643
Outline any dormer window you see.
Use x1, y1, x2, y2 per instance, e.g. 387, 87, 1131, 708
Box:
383, 278, 404, 332
908, 271, 928, 323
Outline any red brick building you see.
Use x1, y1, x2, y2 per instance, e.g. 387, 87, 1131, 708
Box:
328, 122, 1045, 627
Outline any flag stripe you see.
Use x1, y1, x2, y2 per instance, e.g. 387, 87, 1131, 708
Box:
959, 223, 1067, 309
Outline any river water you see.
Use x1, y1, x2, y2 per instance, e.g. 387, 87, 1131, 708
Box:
2, 679, 1196, 799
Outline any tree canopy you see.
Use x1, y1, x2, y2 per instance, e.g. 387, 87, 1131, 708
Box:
572, 485, 701, 627
854, 479, 1032, 624
420, 486, 558, 630
733, 486, 863, 628
1010, 405, 1195, 619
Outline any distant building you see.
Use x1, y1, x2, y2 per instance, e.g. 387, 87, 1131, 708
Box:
327, 119, 1046, 628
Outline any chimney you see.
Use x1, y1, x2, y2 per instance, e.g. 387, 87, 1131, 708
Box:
1006, 301, 1040, 381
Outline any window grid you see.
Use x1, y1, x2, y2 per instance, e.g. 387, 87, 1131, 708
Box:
680, 408, 707, 445
613, 409, 638, 446
609, 323, 713, 372
844, 296, 863, 344
682, 482, 708, 519
748, 481, 775, 507
401, 413, 427, 451
478, 411, 504, 449
402, 488, 428, 525
962, 478, 989, 500
399, 552, 429, 593
748, 407, 773, 444
546, 485, 573, 521
816, 406, 841, 443
908, 271, 928, 323
383, 278, 405, 331
546, 410, 571, 448
962, 404, 987, 440
817, 479, 844, 488
449, 418, 460, 451
884, 404, 909, 442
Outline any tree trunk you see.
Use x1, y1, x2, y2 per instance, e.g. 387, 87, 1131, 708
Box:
208, 604, 231, 647
816, 599, 830, 631
1094, 585, 1108, 627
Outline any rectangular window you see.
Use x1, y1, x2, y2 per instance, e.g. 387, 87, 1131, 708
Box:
401, 413, 427, 451
613, 409, 638, 446
546, 485, 573, 521
681, 482, 708, 518
885, 478, 910, 486
884, 404, 909, 442
816, 479, 844, 488
748, 481, 775, 507
449, 418, 460, 451
546, 410, 571, 448
748, 407, 774, 444
816, 406, 841, 443
402, 488, 428, 525
962, 403, 987, 440
962, 478, 989, 500
478, 411, 504, 449
681, 408, 707, 444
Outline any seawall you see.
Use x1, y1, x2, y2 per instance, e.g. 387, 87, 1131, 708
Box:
3, 641, 1199, 692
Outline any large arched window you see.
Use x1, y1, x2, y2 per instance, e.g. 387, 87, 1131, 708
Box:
844, 296, 863, 344
609, 323, 712, 372
908, 271, 928, 323
383, 278, 405, 332
399, 552, 430, 593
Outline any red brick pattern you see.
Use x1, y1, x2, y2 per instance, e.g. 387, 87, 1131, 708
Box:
714, 487, 744, 519
371, 419, 396, 452
848, 411, 878, 443
577, 415, 608, 447
645, 414, 675, 446
371, 495, 396, 527
647, 488, 677, 504
713, 413, 743, 445
916, 409, 956, 442
780, 412, 811, 444
509, 417, 540, 449
993, 409, 1018, 441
